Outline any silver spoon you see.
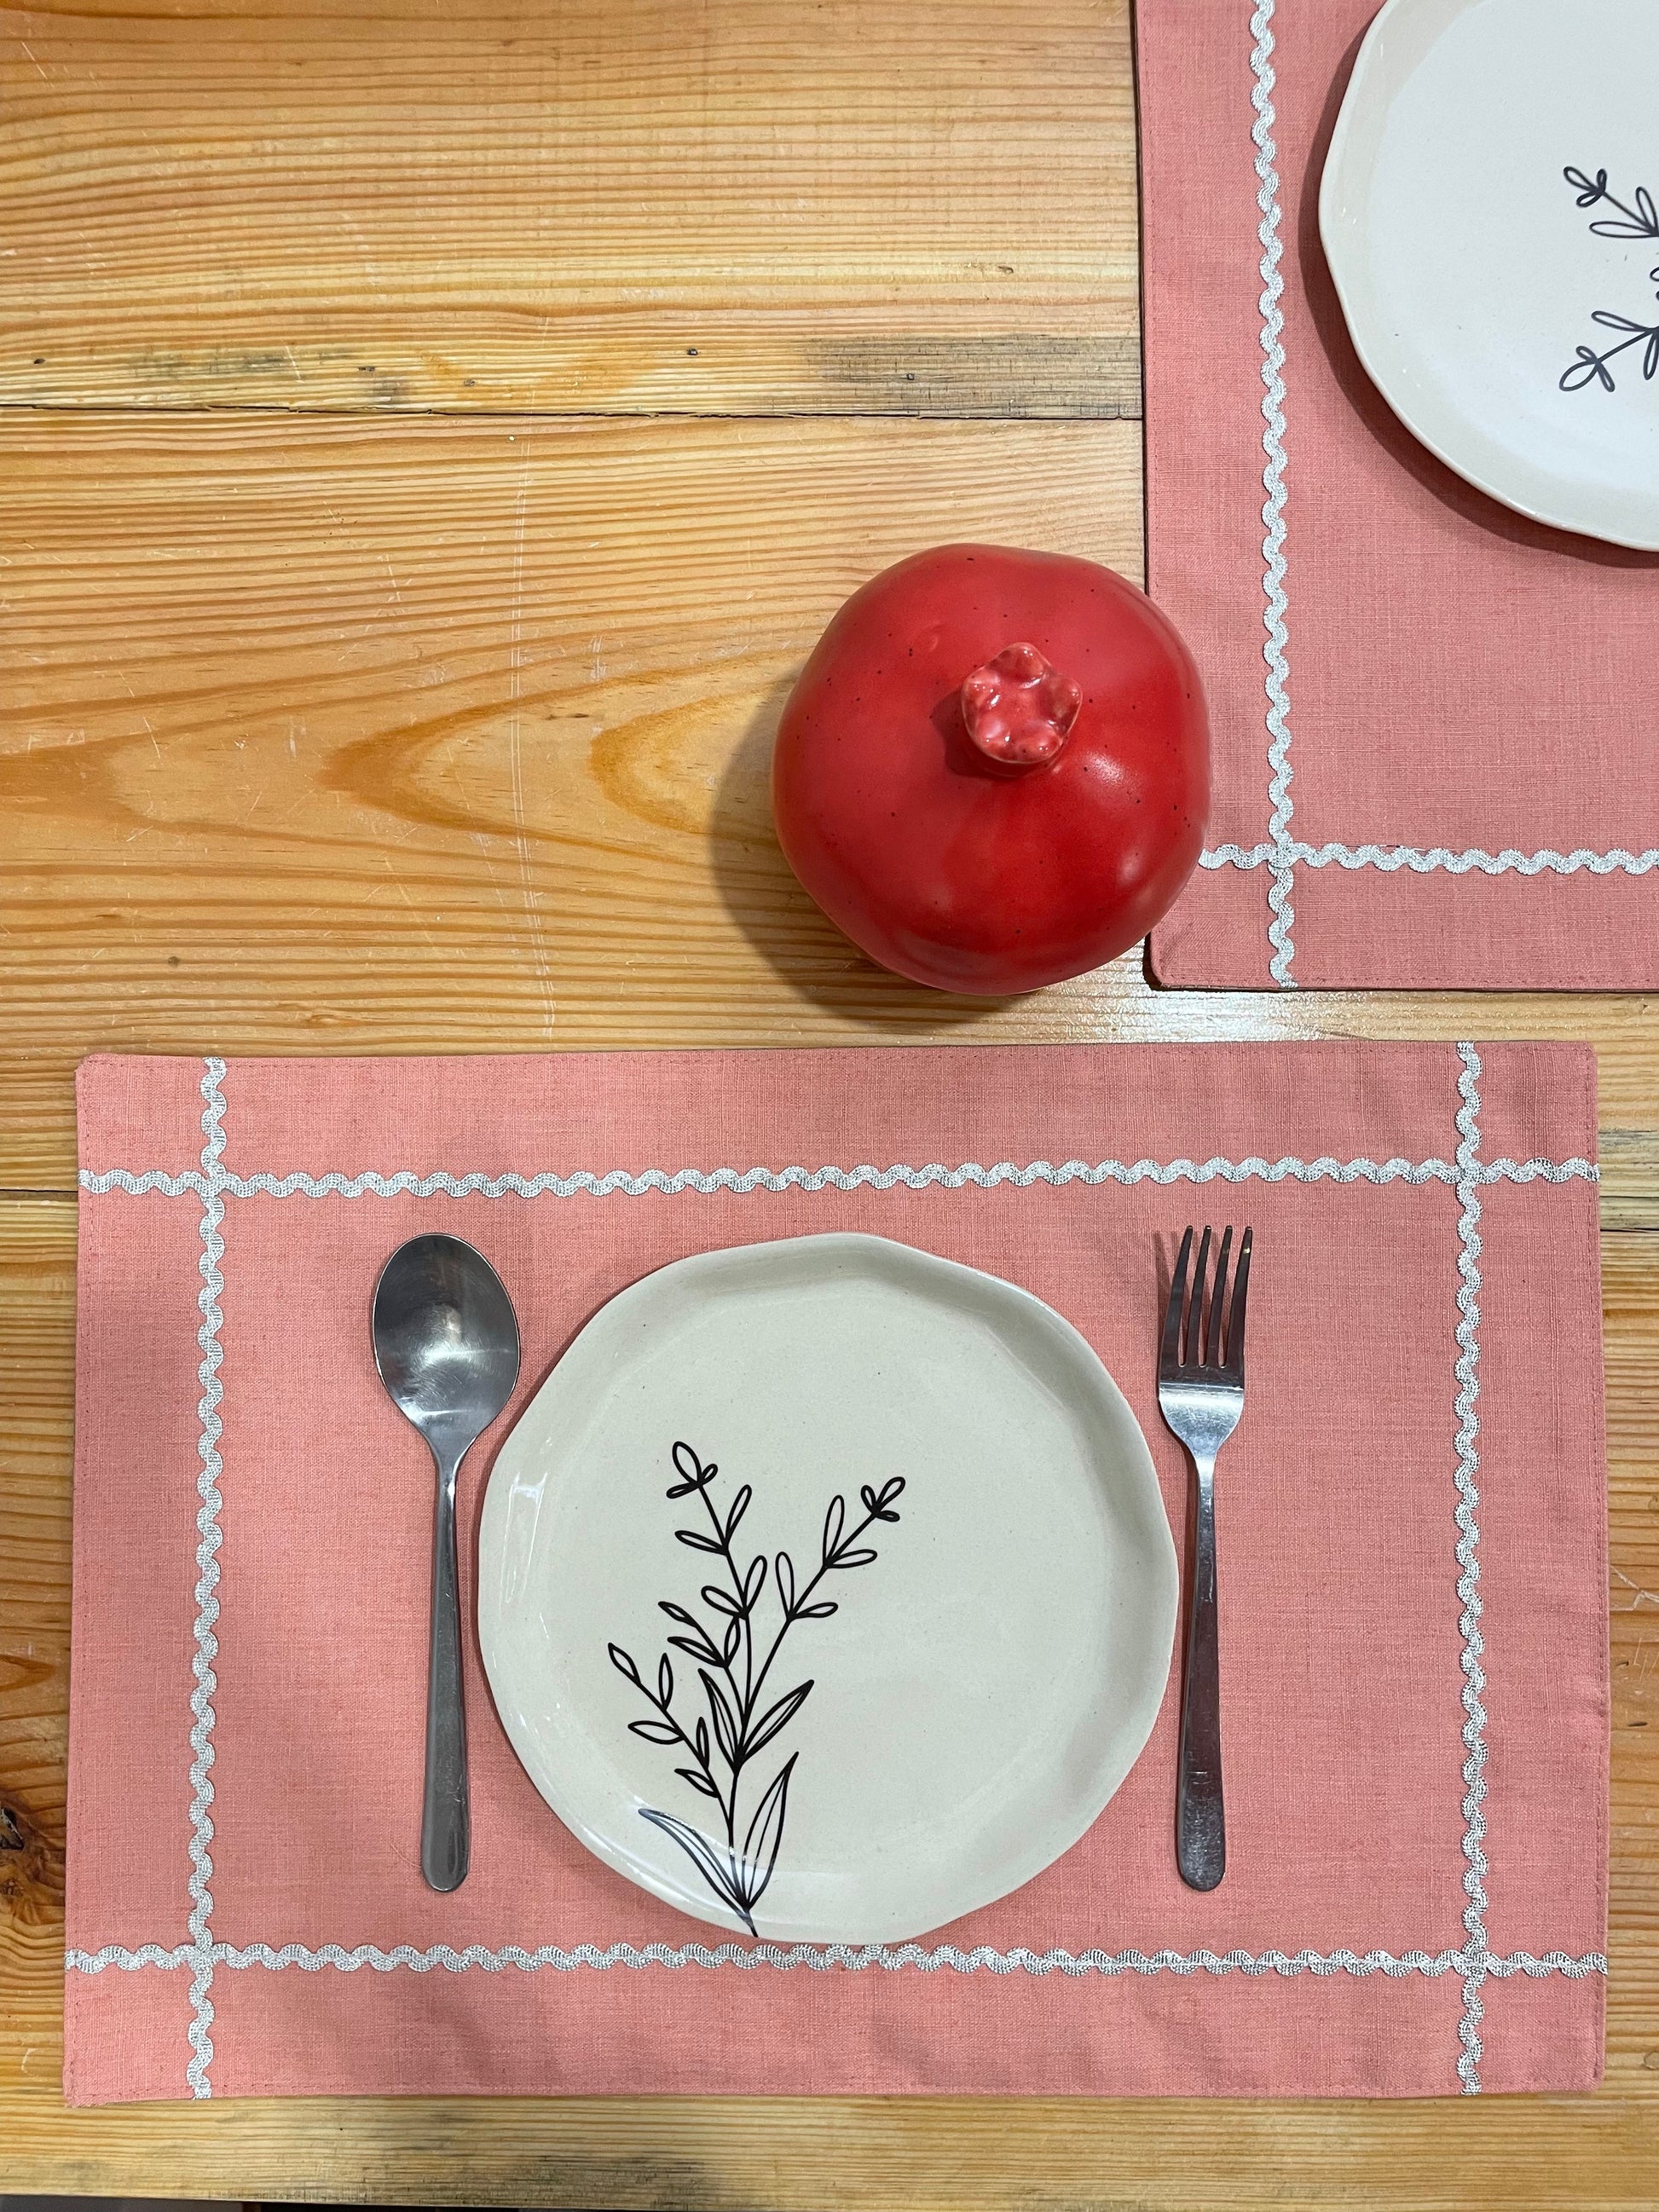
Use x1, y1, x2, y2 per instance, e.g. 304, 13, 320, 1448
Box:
372, 1234, 521, 1892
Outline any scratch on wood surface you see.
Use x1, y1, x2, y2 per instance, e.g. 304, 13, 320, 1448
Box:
383, 855, 444, 959
1614, 1567, 1659, 1613
339, 211, 384, 292
472, 832, 516, 921
507, 442, 556, 1040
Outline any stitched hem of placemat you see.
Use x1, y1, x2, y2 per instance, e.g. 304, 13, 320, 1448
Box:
69, 1048, 1608, 2098
1172, 0, 1659, 988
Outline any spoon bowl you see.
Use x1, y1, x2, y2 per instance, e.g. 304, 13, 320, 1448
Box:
374, 1234, 521, 1447
372, 1233, 521, 1891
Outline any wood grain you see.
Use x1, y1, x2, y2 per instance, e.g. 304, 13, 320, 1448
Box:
3, 407, 1658, 1204
2, 1199, 1655, 2203
0, 0, 1140, 419
0, 408, 1149, 1187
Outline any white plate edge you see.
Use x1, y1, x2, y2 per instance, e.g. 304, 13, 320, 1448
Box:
1316, 0, 1659, 554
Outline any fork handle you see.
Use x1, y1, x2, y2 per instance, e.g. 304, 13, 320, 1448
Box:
1177, 1454, 1225, 1891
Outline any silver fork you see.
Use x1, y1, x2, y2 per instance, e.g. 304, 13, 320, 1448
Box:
1159, 1224, 1252, 1892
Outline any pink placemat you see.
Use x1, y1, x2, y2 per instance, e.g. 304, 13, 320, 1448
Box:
1138, 0, 1659, 990
67, 1042, 1606, 2102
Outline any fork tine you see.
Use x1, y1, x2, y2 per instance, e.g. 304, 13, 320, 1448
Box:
1185, 1226, 1212, 1366
1160, 1227, 1194, 1377
1204, 1226, 1234, 1366
1223, 1226, 1253, 1377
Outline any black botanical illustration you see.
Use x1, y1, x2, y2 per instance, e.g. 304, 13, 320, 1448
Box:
608, 1441, 905, 1935
1560, 166, 1659, 394
1565, 165, 1659, 241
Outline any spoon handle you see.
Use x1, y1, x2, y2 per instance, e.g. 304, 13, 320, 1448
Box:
422, 1451, 470, 1891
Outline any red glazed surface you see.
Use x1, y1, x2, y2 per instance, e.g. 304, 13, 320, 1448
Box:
772, 544, 1209, 994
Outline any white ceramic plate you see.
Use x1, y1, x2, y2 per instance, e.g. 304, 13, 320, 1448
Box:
478, 1233, 1176, 1943
1320, 0, 1659, 549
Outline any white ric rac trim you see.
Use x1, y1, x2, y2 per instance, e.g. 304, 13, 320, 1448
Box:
1249, 0, 1297, 986
1202, 842, 1659, 876
79, 1154, 1597, 1200
66, 1940, 1606, 1982
184, 1058, 228, 2097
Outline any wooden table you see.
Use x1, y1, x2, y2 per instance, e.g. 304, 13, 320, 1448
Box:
1, 1, 1653, 2201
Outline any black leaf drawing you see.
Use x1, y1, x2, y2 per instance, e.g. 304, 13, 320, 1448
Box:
1560, 166, 1659, 394
627, 1718, 680, 1745
747, 1680, 813, 1760
638, 1806, 749, 1919
607, 1440, 905, 1934
701, 1667, 740, 1768
665, 1440, 720, 1498
1565, 166, 1659, 240
741, 1754, 798, 1904
868, 1476, 905, 1522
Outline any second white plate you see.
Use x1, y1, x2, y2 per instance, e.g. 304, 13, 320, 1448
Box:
478, 1233, 1176, 1944
1321, 0, 1659, 549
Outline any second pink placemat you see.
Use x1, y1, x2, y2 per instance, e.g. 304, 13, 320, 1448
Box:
1139, 0, 1658, 990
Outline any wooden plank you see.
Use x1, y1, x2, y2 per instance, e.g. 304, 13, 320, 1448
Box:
2, 1195, 1653, 2202
0, 1196, 72, 2132
0, 407, 1152, 1188
4, 406, 1659, 1203
0, 0, 1140, 419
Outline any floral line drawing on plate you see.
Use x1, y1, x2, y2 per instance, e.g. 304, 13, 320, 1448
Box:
1559, 165, 1659, 392
1564, 165, 1659, 240
1560, 303, 1659, 392
608, 1441, 907, 1935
